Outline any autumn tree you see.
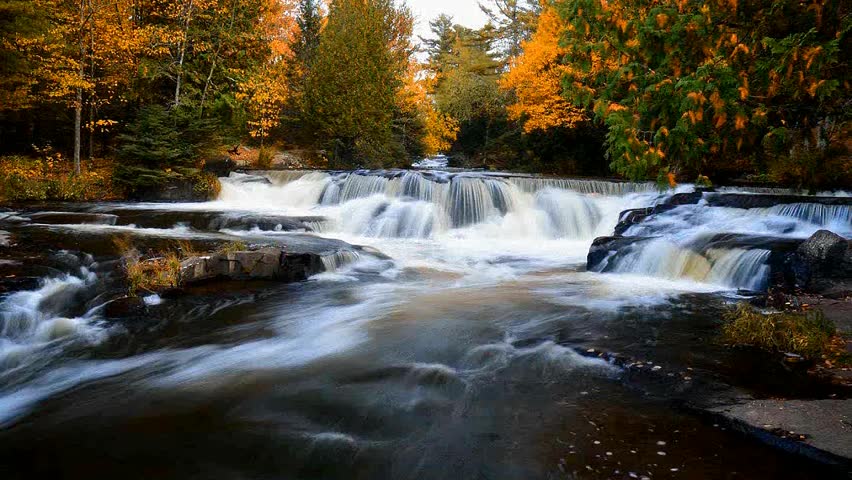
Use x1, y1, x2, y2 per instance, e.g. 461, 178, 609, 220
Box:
555, 0, 851, 187
500, 4, 584, 133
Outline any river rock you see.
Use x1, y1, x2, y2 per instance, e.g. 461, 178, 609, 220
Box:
179, 247, 325, 285
791, 230, 852, 298
202, 155, 237, 177
103, 296, 148, 318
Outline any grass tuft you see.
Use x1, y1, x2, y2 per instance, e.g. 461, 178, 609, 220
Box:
217, 241, 248, 255
721, 303, 841, 361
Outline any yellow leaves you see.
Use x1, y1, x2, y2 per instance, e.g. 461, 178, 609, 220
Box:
667, 172, 677, 187
802, 46, 823, 70
730, 44, 750, 59
608, 102, 628, 113
714, 112, 727, 128
738, 86, 749, 100
807, 79, 826, 97
686, 91, 706, 106
423, 111, 459, 155
501, 5, 586, 133
709, 90, 725, 111
625, 38, 640, 49
730, 33, 738, 44
768, 70, 781, 97
734, 113, 748, 130
682, 109, 703, 125
659, 126, 670, 137
655, 13, 669, 28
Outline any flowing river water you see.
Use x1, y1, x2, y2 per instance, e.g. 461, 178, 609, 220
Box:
0, 169, 850, 479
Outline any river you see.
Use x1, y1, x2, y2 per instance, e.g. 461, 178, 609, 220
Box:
0, 169, 849, 479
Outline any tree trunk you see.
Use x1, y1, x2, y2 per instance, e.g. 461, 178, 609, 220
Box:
88, 102, 95, 161
175, 0, 194, 107
73, 0, 85, 176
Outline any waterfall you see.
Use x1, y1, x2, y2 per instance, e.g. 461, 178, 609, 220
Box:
320, 250, 362, 272
606, 239, 773, 290
219, 170, 647, 240
765, 203, 852, 235
706, 249, 772, 291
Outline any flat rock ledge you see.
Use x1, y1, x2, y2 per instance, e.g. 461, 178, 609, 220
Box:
180, 247, 325, 285
709, 399, 852, 467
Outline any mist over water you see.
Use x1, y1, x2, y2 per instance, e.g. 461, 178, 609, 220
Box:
0, 168, 849, 479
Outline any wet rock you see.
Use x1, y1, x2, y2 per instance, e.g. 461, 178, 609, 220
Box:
587, 236, 655, 272
209, 214, 324, 232
791, 230, 852, 298
131, 177, 216, 202
103, 296, 148, 318
0, 230, 10, 247
705, 193, 852, 209
202, 155, 237, 177
665, 191, 704, 206
179, 247, 325, 285
709, 399, 852, 466
26, 212, 118, 226
226, 172, 272, 185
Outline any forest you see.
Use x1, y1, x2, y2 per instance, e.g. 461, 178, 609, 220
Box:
0, 0, 849, 201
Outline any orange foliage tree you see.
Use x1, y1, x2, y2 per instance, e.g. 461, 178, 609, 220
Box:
500, 4, 585, 133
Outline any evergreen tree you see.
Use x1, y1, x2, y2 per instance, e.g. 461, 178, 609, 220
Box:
479, 0, 540, 62
303, 0, 415, 168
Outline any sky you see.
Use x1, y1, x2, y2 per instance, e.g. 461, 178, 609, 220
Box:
407, 0, 490, 42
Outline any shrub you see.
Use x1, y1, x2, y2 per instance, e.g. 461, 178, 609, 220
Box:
721, 303, 840, 360
0, 155, 117, 202
256, 147, 273, 169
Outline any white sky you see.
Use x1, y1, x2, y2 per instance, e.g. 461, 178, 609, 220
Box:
407, 0, 490, 42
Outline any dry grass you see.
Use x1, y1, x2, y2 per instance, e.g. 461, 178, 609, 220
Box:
722, 303, 842, 361
217, 240, 248, 255
115, 238, 200, 296
124, 253, 181, 296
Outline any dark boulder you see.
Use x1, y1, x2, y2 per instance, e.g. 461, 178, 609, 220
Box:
131, 177, 214, 202
102, 296, 148, 318
705, 193, 852, 209
665, 191, 704, 206
791, 230, 852, 298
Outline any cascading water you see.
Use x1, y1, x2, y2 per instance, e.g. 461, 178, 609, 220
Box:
220, 170, 643, 242
2, 167, 850, 478
0, 270, 105, 370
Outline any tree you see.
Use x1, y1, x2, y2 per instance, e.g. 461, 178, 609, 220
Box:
479, 0, 540, 62
554, 0, 850, 186
303, 0, 415, 167
500, 4, 585, 133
